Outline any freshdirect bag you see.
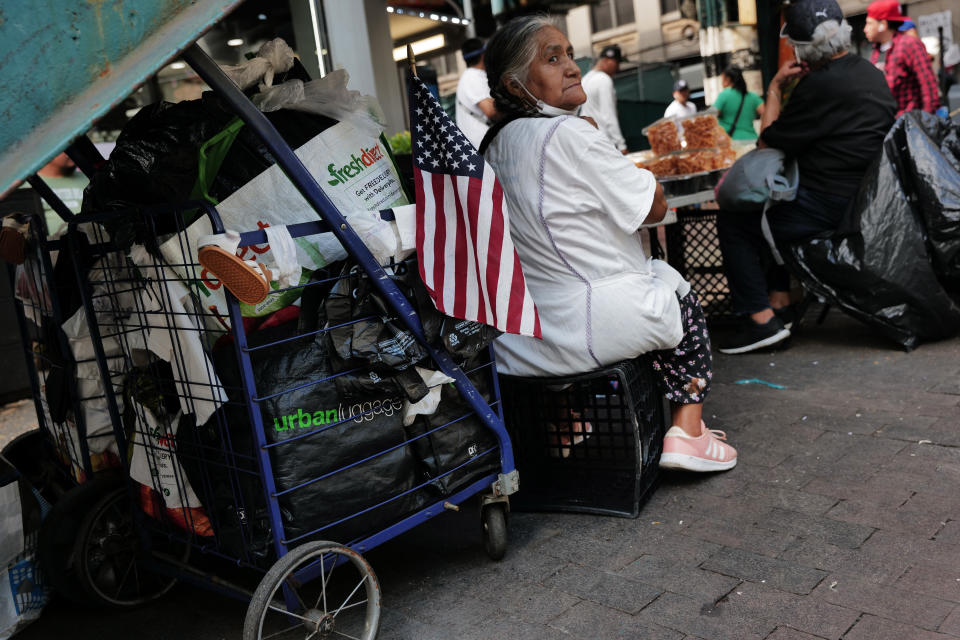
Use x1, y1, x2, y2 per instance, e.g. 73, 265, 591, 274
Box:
159, 119, 410, 322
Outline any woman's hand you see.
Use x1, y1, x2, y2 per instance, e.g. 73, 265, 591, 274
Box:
642, 182, 668, 225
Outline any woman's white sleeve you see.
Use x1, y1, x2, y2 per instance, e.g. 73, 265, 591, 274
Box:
569, 136, 658, 235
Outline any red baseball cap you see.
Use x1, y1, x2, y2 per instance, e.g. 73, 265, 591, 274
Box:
867, 0, 906, 23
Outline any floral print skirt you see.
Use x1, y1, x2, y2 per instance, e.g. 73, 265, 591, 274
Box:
651, 291, 712, 405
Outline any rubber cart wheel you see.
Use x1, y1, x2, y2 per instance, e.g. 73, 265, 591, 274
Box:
244, 541, 381, 640
482, 503, 508, 561
74, 486, 183, 608
38, 473, 122, 605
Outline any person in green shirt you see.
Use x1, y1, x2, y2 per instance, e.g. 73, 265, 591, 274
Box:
713, 66, 764, 140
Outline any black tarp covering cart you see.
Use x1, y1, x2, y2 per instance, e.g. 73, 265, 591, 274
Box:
785, 112, 960, 350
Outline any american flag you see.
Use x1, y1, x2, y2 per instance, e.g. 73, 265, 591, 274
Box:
408, 76, 541, 338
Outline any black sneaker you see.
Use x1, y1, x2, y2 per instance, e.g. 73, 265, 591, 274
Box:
773, 305, 797, 330
718, 315, 791, 354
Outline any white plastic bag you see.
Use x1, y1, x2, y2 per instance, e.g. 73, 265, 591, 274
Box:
402, 368, 455, 426
128, 248, 228, 426
253, 69, 386, 139
221, 38, 296, 91
263, 225, 300, 289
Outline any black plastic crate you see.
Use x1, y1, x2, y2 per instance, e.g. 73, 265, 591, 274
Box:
664, 210, 737, 324
499, 357, 667, 518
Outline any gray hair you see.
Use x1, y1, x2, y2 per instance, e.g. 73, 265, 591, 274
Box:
485, 14, 558, 117
792, 19, 852, 64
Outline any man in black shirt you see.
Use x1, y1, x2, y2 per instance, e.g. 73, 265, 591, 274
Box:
717, 0, 896, 354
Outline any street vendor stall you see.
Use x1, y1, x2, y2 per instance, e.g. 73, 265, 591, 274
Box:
632, 111, 749, 322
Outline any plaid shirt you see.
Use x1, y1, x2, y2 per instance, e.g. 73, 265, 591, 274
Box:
871, 33, 941, 116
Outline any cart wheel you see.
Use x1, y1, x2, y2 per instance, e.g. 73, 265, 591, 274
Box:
75, 487, 183, 608
482, 503, 508, 561
244, 541, 381, 640
38, 473, 122, 605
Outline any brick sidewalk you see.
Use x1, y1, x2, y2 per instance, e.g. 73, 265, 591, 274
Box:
12, 307, 960, 639
372, 307, 960, 640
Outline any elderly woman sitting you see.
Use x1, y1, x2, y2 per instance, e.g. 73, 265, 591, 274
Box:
479, 15, 736, 472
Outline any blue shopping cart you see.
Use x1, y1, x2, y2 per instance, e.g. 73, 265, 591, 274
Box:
0, 5, 517, 638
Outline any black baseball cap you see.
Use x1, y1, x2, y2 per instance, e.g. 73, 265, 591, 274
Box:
599, 44, 627, 62
780, 0, 844, 43
673, 79, 689, 92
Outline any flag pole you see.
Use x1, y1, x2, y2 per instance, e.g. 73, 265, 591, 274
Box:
407, 44, 417, 77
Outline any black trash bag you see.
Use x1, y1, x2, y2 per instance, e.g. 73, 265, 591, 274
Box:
207, 104, 333, 203
785, 112, 960, 350
295, 259, 348, 335
82, 83, 336, 250
325, 262, 432, 375
438, 316, 500, 360
324, 259, 502, 496
883, 112, 960, 289
398, 260, 501, 359
325, 259, 500, 373
404, 360, 500, 498
334, 367, 428, 402
83, 98, 231, 214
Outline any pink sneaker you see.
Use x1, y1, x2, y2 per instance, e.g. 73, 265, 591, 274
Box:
659, 421, 737, 472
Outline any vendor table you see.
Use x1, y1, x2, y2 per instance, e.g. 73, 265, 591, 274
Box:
665, 190, 715, 209
654, 189, 737, 323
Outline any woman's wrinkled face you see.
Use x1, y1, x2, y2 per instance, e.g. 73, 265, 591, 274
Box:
512, 26, 586, 111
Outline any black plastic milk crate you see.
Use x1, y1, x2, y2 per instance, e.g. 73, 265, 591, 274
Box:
499, 356, 667, 518
664, 210, 737, 324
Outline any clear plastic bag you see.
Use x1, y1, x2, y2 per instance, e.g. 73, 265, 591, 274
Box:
642, 117, 682, 156
221, 38, 296, 91
679, 111, 723, 149
643, 109, 731, 155
253, 69, 386, 139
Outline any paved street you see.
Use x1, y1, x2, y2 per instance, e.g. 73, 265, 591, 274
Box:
8, 305, 960, 639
